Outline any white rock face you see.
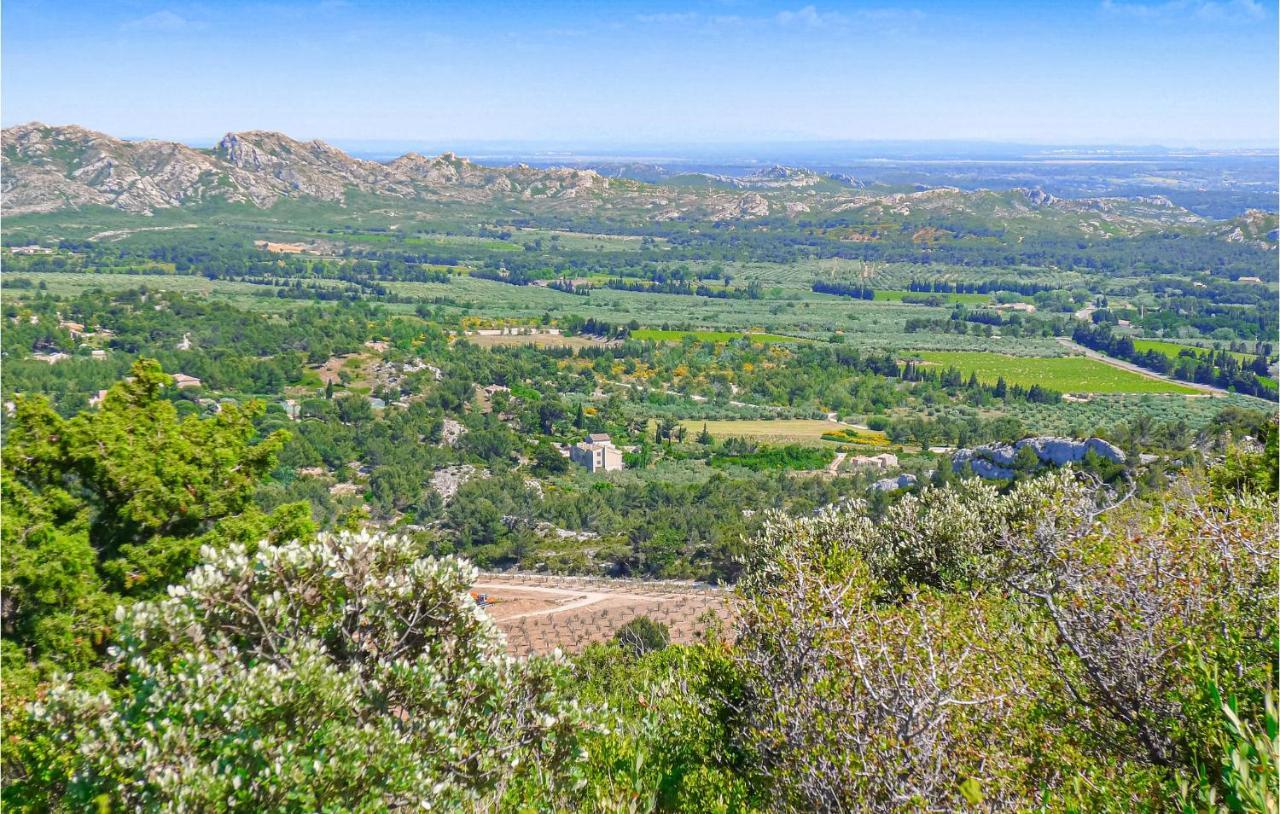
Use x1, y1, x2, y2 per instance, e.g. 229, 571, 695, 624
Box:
1, 123, 1223, 240
871, 473, 917, 492
429, 465, 488, 503
952, 436, 1126, 479
2, 123, 623, 215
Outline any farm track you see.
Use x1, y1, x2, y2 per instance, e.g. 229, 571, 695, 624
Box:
828, 451, 848, 474
89, 223, 199, 241
1056, 338, 1227, 396
475, 573, 734, 657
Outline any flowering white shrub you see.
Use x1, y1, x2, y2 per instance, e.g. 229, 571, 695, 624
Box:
14, 531, 587, 811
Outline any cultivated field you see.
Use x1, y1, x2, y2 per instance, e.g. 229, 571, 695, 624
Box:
460, 332, 606, 349
7, 268, 1067, 354
914, 351, 1199, 394
474, 573, 732, 657
873, 290, 993, 305
991, 392, 1262, 435
1131, 338, 1265, 365
632, 329, 801, 344
677, 418, 887, 446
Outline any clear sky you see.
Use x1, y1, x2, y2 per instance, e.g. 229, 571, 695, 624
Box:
3, 0, 1277, 147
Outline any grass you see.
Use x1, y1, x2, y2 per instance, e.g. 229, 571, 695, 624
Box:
1131, 338, 1265, 365
678, 419, 887, 447
913, 351, 1199, 394
874, 290, 992, 305
460, 333, 606, 349
632, 329, 802, 344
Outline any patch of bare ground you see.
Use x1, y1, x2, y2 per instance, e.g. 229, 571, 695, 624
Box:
312, 353, 367, 386
473, 574, 734, 657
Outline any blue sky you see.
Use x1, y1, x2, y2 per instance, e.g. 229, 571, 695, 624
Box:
3, 0, 1276, 146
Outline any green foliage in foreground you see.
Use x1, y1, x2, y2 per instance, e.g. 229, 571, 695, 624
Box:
1, 360, 312, 694
730, 468, 1277, 811
5, 532, 584, 811
2, 398, 1275, 811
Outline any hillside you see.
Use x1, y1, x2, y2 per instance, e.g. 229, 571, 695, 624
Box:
0, 122, 631, 215
2, 123, 1257, 244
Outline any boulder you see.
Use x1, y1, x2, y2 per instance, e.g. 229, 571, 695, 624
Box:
871, 473, 917, 492
952, 436, 1126, 479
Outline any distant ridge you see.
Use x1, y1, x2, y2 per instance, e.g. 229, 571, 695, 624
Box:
3, 123, 1273, 250
0, 122, 616, 215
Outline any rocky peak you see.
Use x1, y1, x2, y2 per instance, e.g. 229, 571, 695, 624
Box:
1019, 187, 1058, 207
753, 164, 808, 181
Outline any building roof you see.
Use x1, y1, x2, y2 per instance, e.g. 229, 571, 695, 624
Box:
586, 433, 612, 443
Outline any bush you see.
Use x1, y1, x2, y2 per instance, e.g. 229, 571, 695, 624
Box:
4, 531, 588, 811
613, 615, 671, 656
732, 470, 1278, 811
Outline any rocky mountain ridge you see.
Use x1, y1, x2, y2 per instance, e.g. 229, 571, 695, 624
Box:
2, 123, 622, 215
0, 123, 1255, 241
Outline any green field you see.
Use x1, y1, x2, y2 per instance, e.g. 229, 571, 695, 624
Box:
1131, 338, 1264, 365
914, 351, 1199, 394
632, 329, 802, 344
7, 268, 1069, 355
874, 290, 992, 305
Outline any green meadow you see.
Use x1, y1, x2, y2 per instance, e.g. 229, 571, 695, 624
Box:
914, 351, 1199, 394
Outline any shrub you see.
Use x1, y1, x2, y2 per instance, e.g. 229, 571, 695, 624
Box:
4, 531, 588, 811
613, 615, 671, 656
732, 470, 1278, 811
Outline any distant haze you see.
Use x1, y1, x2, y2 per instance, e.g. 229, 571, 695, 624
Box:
3, 0, 1277, 147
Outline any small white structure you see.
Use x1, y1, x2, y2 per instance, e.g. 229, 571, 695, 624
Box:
570, 433, 624, 473
849, 452, 898, 471
172, 373, 202, 389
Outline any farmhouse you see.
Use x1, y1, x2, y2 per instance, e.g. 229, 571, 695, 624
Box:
848, 452, 898, 470
570, 433, 624, 473
172, 373, 202, 389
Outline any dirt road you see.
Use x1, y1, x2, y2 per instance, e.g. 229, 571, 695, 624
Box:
473, 573, 732, 657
